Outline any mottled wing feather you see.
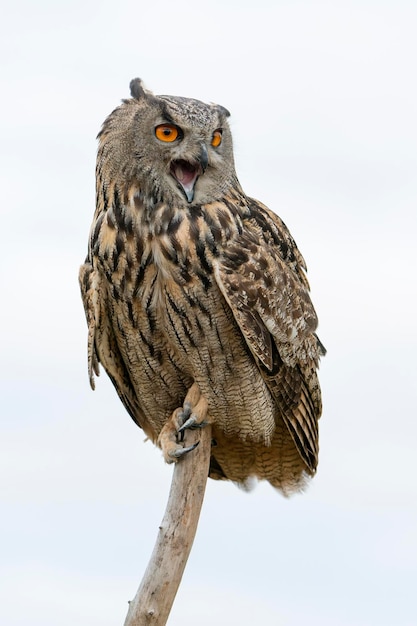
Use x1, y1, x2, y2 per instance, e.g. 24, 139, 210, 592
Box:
79, 261, 101, 388
79, 260, 149, 435
214, 198, 322, 472
261, 357, 319, 471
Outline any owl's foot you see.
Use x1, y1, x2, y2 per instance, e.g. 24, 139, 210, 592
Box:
158, 383, 209, 463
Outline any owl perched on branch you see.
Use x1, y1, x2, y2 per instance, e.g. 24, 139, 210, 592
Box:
79, 79, 325, 495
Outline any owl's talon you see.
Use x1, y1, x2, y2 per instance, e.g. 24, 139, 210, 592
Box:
178, 415, 197, 433
175, 406, 192, 441
168, 441, 200, 460
178, 416, 208, 433
158, 383, 210, 464
176, 405, 192, 431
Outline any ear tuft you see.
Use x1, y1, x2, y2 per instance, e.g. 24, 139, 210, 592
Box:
130, 78, 146, 100
216, 104, 231, 118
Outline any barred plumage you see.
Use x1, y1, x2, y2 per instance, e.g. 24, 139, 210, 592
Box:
79, 78, 325, 495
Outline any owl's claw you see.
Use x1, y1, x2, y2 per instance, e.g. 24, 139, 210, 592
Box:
158, 383, 210, 464
176, 402, 193, 440
178, 415, 208, 434
168, 441, 200, 459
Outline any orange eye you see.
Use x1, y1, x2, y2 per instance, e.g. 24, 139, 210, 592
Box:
211, 129, 222, 148
155, 124, 179, 142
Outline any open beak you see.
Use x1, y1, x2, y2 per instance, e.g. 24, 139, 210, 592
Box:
170, 143, 208, 203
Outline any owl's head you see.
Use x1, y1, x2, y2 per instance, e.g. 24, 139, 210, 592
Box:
97, 78, 238, 207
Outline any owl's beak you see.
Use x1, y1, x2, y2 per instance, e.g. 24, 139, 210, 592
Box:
197, 143, 208, 173
170, 143, 209, 203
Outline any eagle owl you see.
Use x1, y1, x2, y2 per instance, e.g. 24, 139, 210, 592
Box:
79, 78, 325, 495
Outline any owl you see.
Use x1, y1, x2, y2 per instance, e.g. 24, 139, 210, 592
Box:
79, 78, 325, 495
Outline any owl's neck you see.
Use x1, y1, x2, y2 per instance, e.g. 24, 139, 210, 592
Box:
91, 181, 250, 289
127, 187, 248, 278
131, 187, 249, 240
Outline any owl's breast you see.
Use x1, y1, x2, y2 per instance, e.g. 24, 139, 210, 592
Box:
95, 200, 275, 443
152, 267, 276, 444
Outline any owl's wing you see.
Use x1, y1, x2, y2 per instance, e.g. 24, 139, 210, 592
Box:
79, 260, 148, 432
213, 198, 324, 472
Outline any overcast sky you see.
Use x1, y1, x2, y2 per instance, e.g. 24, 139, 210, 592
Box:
1, 1, 416, 625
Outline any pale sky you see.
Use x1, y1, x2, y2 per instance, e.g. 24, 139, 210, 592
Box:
1, 1, 416, 625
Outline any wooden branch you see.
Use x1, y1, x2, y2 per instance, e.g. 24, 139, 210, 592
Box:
124, 425, 212, 626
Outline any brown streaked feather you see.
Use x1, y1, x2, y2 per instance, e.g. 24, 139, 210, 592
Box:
79, 260, 151, 437
79, 261, 100, 389
215, 199, 319, 367
213, 197, 322, 472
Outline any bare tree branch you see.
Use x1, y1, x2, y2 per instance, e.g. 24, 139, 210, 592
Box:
124, 425, 212, 626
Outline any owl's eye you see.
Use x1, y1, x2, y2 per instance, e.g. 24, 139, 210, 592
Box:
211, 130, 222, 148
155, 124, 180, 143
